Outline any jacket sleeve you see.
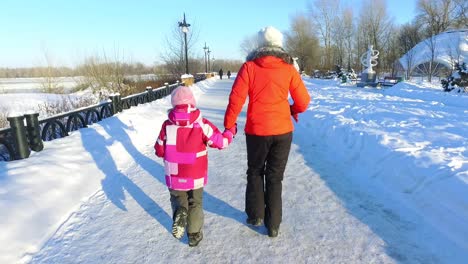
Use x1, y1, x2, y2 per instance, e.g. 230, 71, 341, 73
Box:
289, 68, 311, 114
224, 63, 249, 129
154, 121, 167, 157
201, 118, 233, 149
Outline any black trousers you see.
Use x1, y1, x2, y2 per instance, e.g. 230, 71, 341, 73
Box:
245, 132, 292, 229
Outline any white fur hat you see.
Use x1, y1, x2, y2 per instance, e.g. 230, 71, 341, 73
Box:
258, 26, 283, 48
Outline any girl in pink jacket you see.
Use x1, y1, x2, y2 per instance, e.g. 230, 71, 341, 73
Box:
154, 86, 236, 247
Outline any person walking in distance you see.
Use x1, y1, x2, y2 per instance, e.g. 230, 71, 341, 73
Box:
227, 70, 231, 79
219, 68, 224, 79
223, 26, 310, 238
155, 86, 236, 246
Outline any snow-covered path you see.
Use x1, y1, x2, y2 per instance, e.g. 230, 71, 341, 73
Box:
19, 78, 457, 264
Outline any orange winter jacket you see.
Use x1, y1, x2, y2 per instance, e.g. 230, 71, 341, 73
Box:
224, 55, 311, 136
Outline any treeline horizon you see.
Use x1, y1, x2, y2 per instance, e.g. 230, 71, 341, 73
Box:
2, 0, 466, 81
0, 63, 169, 78
0, 58, 244, 79
276, 0, 467, 81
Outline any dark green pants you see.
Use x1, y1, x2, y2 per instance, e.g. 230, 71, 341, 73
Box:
245, 132, 292, 229
169, 188, 204, 233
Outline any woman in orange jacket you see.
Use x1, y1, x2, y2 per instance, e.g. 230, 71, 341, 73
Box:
224, 26, 310, 238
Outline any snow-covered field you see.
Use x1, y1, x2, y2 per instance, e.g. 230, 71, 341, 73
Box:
0, 77, 98, 122
0, 77, 467, 263
0, 74, 169, 123
0, 77, 80, 93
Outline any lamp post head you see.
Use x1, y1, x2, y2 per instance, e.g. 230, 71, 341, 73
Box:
179, 13, 190, 75
178, 13, 191, 33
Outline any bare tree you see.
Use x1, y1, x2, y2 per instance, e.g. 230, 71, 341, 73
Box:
359, 0, 393, 53
239, 33, 258, 58
160, 16, 199, 76
356, 0, 393, 73
39, 46, 64, 93
416, 0, 457, 36
308, 0, 340, 70
77, 49, 131, 98
331, 7, 355, 69
415, 0, 461, 81
208, 59, 243, 73
385, 26, 404, 77
398, 23, 422, 79
452, 0, 468, 28
284, 13, 321, 73
446, 32, 463, 73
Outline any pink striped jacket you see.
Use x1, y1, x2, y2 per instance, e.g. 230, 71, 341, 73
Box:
154, 104, 232, 190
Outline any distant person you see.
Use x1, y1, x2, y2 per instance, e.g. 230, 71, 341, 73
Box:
219, 68, 224, 79
223, 26, 310, 238
227, 70, 231, 79
154, 86, 236, 247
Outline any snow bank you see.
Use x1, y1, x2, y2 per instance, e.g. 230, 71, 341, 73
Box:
301, 78, 468, 249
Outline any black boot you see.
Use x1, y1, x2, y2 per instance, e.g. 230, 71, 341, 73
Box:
267, 227, 279, 238
246, 218, 263, 226
172, 207, 188, 239
188, 231, 203, 247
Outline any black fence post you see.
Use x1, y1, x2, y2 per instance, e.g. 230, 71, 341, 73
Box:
117, 94, 122, 112
164, 82, 170, 97
146, 86, 153, 102
24, 113, 44, 152
109, 95, 122, 115
7, 115, 30, 160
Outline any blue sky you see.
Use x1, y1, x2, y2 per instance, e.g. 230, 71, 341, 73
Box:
0, 0, 417, 68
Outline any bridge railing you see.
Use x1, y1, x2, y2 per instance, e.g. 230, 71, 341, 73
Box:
0, 81, 183, 162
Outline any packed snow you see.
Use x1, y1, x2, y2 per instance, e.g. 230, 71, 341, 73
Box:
0, 76, 467, 263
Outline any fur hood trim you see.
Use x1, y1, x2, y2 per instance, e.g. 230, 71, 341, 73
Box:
246, 46, 293, 65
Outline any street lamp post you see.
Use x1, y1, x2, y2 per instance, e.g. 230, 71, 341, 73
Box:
203, 42, 208, 73
207, 48, 211, 72
178, 13, 191, 74
212, 57, 215, 73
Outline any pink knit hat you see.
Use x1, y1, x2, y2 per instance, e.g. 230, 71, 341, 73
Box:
171, 86, 196, 107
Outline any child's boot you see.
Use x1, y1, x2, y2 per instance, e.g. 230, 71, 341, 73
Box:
172, 207, 188, 239
188, 231, 203, 247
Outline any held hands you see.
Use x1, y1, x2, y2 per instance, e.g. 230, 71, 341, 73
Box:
225, 123, 238, 137
222, 130, 233, 144
290, 106, 299, 123
222, 123, 238, 144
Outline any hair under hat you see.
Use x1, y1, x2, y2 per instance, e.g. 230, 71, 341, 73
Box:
171, 86, 196, 107
257, 26, 283, 48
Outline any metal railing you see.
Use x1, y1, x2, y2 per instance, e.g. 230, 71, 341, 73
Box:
0, 81, 183, 162
0, 127, 14, 161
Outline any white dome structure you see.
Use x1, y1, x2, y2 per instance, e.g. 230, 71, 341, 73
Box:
399, 29, 468, 71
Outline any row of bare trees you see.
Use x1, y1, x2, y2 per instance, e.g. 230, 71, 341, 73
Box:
160, 0, 465, 80
3, 1, 465, 84
159, 18, 243, 76
280, 0, 466, 79
0, 62, 154, 79
412, 0, 467, 81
